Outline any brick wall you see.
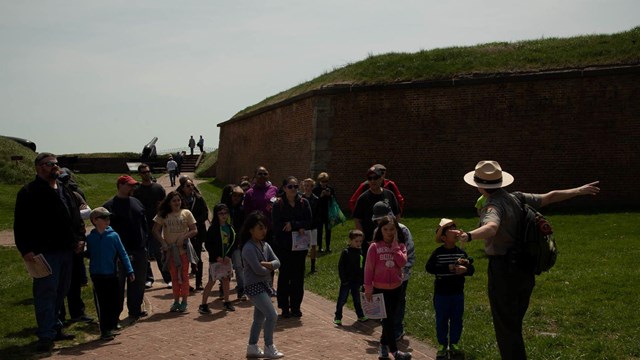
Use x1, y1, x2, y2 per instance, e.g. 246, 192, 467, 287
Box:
217, 65, 640, 210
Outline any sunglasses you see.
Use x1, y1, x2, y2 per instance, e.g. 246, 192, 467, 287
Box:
40, 161, 59, 167
286, 184, 299, 189
257, 172, 268, 176
368, 176, 381, 181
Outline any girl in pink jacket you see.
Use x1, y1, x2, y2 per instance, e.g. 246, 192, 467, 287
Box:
364, 215, 412, 360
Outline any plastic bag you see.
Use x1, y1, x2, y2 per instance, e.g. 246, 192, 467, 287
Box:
328, 197, 346, 228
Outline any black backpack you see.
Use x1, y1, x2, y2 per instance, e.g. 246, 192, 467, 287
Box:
511, 193, 558, 275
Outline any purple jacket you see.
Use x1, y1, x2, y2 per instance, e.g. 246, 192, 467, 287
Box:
244, 182, 278, 229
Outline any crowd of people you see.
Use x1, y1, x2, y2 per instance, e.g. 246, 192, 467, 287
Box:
14, 152, 600, 359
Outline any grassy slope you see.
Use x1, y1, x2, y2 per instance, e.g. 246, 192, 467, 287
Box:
236, 27, 640, 117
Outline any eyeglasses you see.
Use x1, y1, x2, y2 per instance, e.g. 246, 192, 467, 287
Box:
286, 184, 299, 189
257, 172, 268, 176
139, 170, 151, 174
368, 176, 380, 181
40, 161, 59, 167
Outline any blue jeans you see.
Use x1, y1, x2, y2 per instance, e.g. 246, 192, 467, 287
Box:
394, 280, 409, 338
334, 281, 364, 319
248, 291, 278, 346
34, 250, 73, 340
231, 248, 245, 293
434, 293, 465, 346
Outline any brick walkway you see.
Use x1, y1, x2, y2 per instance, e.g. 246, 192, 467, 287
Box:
5, 173, 437, 359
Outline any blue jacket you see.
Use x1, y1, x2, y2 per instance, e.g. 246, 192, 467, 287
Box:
86, 226, 133, 276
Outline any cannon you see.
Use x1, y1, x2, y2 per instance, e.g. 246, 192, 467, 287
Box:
141, 137, 158, 160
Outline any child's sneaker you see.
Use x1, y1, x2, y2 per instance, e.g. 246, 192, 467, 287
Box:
358, 316, 369, 322
198, 304, 212, 314
178, 301, 188, 312
333, 318, 342, 326
436, 344, 448, 359
393, 350, 412, 360
100, 331, 115, 341
263, 344, 284, 359
223, 301, 236, 311
450, 343, 464, 357
378, 344, 390, 359
246, 344, 264, 358
170, 301, 180, 312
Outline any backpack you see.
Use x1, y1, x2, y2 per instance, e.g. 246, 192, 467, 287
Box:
511, 193, 558, 275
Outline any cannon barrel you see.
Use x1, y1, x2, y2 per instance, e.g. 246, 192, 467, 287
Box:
141, 137, 158, 159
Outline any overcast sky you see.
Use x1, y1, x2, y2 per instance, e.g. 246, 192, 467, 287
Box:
1, 1, 637, 155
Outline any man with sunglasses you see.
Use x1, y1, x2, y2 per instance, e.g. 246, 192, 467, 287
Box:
133, 164, 169, 289
14, 152, 86, 352
243, 166, 279, 242
348, 164, 405, 215
352, 166, 400, 252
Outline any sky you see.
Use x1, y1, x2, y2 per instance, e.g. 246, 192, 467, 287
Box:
1, 1, 638, 155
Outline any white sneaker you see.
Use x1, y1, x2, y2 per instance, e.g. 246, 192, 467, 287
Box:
246, 344, 264, 358
263, 344, 284, 359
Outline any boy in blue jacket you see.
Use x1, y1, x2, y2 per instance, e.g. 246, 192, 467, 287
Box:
86, 207, 134, 340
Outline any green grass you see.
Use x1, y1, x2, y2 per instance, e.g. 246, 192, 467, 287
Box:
236, 26, 640, 117
194, 149, 218, 179
307, 213, 640, 359
0, 137, 38, 186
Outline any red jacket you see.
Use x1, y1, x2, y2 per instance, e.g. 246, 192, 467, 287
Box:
348, 179, 404, 213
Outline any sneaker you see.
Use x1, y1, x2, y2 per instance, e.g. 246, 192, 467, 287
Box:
167, 281, 172, 289
450, 343, 464, 356
178, 301, 188, 312
198, 304, 212, 314
393, 350, 412, 360
100, 331, 115, 341
291, 310, 302, 318
279, 311, 290, 319
395, 330, 406, 341
170, 301, 180, 312
54, 330, 75, 341
246, 344, 264, 358
36, 339, 54, 352
263, 344, 284, 359
223, 301, 236, 311
333, 318, 342, 326
70, 314, 94, 323
378, 344, 390, 359
436, 345, 448, 359
358, 316, 369, 322
145, 281, 153, 289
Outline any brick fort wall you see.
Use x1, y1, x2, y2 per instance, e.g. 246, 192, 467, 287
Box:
217, 65, 640, 211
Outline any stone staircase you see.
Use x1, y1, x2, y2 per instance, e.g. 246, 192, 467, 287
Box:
179, 154, 200, 172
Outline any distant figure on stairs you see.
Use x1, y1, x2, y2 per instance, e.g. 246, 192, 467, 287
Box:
197, 135, 205, 154
188, 136, 196, 155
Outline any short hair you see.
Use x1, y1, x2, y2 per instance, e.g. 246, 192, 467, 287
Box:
317, 172, 329, 182
34, 152, 55, 166
138, 163, 149, 172
348, 229, 364, 240
302, 178, 315, 186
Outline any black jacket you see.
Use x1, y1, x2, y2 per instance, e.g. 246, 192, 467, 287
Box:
338, 247, 364, 284
103, 196, 148, 253
14, 176, 85, 256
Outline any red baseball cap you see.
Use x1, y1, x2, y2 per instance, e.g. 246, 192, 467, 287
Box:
117, 175, 138, 186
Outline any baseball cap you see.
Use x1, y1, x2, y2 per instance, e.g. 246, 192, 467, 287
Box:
117, 175, 138, 186
371, 201, 393, 221
90, 207, 111, 220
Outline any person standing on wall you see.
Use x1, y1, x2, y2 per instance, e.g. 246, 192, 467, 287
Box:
197, 135, 205, 153
456, 160, 600, 359
188, 135, 196, 155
